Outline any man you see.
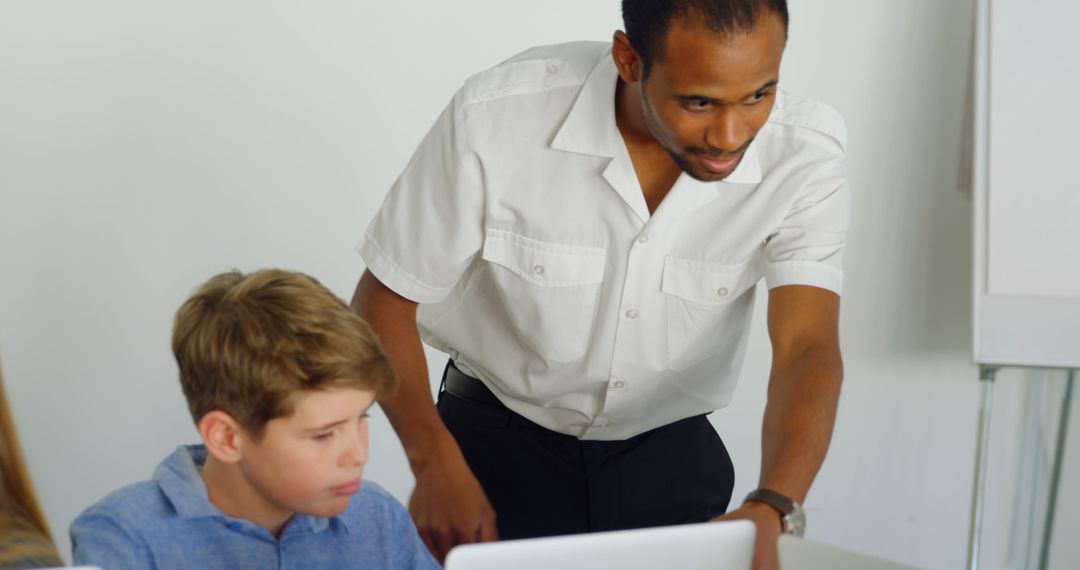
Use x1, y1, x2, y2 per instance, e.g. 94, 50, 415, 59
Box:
352, 1, 847, 568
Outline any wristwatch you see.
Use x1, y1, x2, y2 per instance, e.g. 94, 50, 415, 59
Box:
743, 488, 806, 537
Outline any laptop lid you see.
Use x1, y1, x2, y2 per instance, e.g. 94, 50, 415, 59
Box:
444, 520, 756, 570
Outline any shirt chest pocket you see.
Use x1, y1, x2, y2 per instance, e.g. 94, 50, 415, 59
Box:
661, 257, 760, 371
481, 230, 606, 363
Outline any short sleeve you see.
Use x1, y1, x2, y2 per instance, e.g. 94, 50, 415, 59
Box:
70, 507, 152, 569
763, 150, 850, 294
358, 88, 485, 304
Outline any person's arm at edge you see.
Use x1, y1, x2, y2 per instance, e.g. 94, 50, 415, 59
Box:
351, 269, 497, 564
715, 284, 843, 570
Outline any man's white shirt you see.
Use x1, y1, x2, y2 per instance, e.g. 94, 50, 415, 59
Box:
359, 41, 849, 440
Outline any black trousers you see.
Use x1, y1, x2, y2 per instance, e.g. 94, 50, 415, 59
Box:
436, 361, 736, 540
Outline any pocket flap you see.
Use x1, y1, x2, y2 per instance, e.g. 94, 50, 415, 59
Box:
482, 230, 606, 287
661, 257, 758, 305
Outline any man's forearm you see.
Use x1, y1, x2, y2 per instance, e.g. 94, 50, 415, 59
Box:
351, 271, 459, 473
757, 343, 843, 502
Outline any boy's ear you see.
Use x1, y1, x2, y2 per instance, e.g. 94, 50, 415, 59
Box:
198, 410, 246, 464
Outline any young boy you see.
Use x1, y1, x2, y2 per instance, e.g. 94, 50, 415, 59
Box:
70, 269, 440, 569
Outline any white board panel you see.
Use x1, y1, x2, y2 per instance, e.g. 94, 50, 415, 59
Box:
974, 0, 1080, 368
986, 0, 1080, 298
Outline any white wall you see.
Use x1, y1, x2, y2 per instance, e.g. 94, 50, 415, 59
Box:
1, 1, 1075, 569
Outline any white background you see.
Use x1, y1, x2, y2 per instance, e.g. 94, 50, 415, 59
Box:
1, 1, 1077, 569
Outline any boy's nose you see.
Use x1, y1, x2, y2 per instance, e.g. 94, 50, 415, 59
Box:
340, 448, 365, 468
340, 433, 368, 467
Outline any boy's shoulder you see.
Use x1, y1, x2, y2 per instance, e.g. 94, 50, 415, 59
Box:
74, 479, 173, 528
73, 445, 210, 534
332, 481, 439, 568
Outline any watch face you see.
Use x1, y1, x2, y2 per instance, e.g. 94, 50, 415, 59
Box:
784, 507, 807, 537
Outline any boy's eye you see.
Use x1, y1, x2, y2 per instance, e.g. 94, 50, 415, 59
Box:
312, 431, 334, 441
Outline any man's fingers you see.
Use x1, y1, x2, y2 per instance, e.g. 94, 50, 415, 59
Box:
416, 521, 457, 564
420, 515, 496, 564
478, 510, 499, 542
416, 526, 441, 562
428, 526, 456, 565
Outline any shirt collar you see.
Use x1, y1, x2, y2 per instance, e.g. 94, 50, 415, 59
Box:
549, 49, 762, 186
549, 49, 621, 157
153, 444, 222, 520
154, 444, 345, 536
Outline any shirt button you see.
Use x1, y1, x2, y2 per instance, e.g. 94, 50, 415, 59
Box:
624, 309, 639, 320
717, 287, 729, 297
637, 235, 649, 244
614, 380, 626, 389
531, 264, 545, 276
547, 63, 560, 74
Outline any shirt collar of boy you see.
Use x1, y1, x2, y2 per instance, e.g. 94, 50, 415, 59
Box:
153, 444, 349, 537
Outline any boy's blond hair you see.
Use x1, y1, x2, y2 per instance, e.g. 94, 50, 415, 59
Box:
171, 269, 395, 439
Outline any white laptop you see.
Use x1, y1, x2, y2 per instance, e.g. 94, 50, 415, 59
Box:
444, 520, 755, 570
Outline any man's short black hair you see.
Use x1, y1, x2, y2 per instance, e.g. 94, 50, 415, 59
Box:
622, 0, 789, 76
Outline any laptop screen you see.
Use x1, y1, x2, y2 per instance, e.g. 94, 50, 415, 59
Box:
445, 521, 756, 570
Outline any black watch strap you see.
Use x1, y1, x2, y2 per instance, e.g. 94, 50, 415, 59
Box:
743, 488, 795, 515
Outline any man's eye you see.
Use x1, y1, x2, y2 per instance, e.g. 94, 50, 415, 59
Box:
685, 99, 711, 111
748, 91, 769, 104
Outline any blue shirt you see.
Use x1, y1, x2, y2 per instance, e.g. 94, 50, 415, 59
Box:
70, 445, 440, 570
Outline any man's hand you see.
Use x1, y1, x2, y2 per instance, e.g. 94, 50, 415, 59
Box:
409, 450, 499, 564
714, 502, 782, 570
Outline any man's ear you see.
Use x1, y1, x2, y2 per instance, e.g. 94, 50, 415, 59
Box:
612, 30, 644, 84
198, 410, 246, 464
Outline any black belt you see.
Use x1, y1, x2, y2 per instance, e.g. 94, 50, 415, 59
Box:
443, 361, 504, 408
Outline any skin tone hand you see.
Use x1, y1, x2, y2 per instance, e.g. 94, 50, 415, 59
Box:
408, 443, 498, 561
714, 502, 783, 570
351, 270, 498, 563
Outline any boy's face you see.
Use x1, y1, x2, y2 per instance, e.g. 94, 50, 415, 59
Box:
235, 387, 376, 521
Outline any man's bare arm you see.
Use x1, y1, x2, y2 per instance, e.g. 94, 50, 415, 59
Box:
716, 284, 843, 570
758, 284, 843, 500
351, 270, 497, 563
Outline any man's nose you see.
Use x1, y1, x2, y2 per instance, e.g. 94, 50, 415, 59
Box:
704, 106, 749, 154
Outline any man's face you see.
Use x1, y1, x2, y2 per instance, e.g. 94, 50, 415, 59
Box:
639, 13, 786, 182
235, 387, 376, 521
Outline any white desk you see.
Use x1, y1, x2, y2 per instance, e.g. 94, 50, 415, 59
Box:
780, 536, 918, 569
